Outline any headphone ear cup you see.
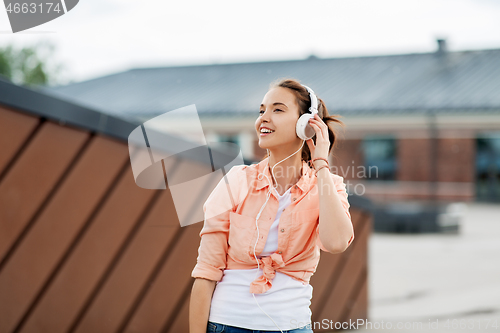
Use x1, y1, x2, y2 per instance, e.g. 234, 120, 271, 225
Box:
296, 114, 316, 140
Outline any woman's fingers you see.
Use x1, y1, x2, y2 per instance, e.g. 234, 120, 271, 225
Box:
310, 115, 327, 131
309, 120, 330, 150
306, 138, 315, 155
309, 120, 326, 140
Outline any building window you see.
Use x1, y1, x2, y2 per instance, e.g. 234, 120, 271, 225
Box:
362, 135, 397, 180
476, 133, 500, 202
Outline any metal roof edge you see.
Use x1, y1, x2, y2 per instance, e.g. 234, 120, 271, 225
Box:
0, 80, 246, 167
124, 47, 500, 73
0, 79, 139, 142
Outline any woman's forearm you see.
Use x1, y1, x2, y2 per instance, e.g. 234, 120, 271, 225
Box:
189, 277, 217, 333
316, 166, 354, 253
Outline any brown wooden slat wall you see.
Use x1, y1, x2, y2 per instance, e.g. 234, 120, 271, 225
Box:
311, 210, 372, 331
0, 104, 370, 333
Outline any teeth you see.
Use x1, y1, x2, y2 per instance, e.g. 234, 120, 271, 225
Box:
261, 129, 274, 133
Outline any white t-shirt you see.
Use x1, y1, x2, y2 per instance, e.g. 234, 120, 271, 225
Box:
208, 186, 313, 331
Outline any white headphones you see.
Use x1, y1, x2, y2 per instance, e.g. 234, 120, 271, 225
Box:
296, 84, 319, 141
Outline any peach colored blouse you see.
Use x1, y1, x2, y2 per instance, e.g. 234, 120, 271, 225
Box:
191, 157, 354, 294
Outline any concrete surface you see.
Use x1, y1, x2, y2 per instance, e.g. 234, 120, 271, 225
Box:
325, 202, 500, 332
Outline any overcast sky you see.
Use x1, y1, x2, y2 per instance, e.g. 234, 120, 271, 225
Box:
1, 0, 500, 85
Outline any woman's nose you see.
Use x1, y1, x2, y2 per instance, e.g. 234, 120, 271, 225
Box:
260, 109, 271, 120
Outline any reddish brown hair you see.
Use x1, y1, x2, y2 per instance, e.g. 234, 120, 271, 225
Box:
260, 78, 346, 163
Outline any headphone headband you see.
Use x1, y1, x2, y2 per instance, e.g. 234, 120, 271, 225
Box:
301, 84, 318, 114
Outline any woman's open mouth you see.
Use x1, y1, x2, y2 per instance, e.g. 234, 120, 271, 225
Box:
260, 128, 275, 136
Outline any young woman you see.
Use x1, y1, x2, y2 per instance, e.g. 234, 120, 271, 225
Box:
189, 78, 354, 333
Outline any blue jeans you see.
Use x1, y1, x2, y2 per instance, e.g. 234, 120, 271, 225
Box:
207, 321, 314, 333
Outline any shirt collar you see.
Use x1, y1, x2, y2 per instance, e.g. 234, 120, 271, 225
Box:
255, 157, 313, 192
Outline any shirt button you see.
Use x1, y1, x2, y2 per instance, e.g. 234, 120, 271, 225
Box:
292, 198, 297, 201
281, 228, 285, 232
294, 185, 298, 189
278, 251, 282, 254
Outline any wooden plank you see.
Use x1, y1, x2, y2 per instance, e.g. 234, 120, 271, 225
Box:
19, 157, 153, 333
310, 253, 342, 316
0, 134, 127, 333
310, 209, 364, 317
67, 180, 176, 331
167, 285, 192, 333
314, 211, 370, 330
0, 121, 89, 264
0, 106, 39, 176
343, 215, 372, 324
20, 162, 177, 332
344, 268, 368, 324
123, 223, 203, 333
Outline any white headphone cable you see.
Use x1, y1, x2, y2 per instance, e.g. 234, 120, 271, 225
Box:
251, 139, 305, 333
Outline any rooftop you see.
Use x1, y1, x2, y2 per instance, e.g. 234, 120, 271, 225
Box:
42, 41, 500, 120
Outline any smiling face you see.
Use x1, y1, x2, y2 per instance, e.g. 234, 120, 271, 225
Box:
255, 87, 302, 151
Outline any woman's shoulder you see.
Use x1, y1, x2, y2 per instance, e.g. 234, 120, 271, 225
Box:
225, 162, 262, 193
227, 163, 250, 176
227, 162, 260, 177
224, 163, 253, 187
229, 163, 250, 171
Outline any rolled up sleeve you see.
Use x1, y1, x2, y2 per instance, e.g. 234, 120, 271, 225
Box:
191, 165, 244, 282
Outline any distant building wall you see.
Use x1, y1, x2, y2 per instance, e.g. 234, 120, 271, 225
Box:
250, 134, 479, 203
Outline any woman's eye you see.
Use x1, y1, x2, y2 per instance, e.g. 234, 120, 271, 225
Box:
259, 109, 283, 114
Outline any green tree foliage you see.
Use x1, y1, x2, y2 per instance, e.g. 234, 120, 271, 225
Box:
0, 40, 65, 87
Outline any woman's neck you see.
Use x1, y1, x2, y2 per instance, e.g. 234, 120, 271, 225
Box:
267, 150, 303, 195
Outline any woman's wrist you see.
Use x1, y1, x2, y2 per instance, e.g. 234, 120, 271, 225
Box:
312, 160, 328, 169
311, 157, 330, 176
312, 157, 329, 170
315, 164, 330, 176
